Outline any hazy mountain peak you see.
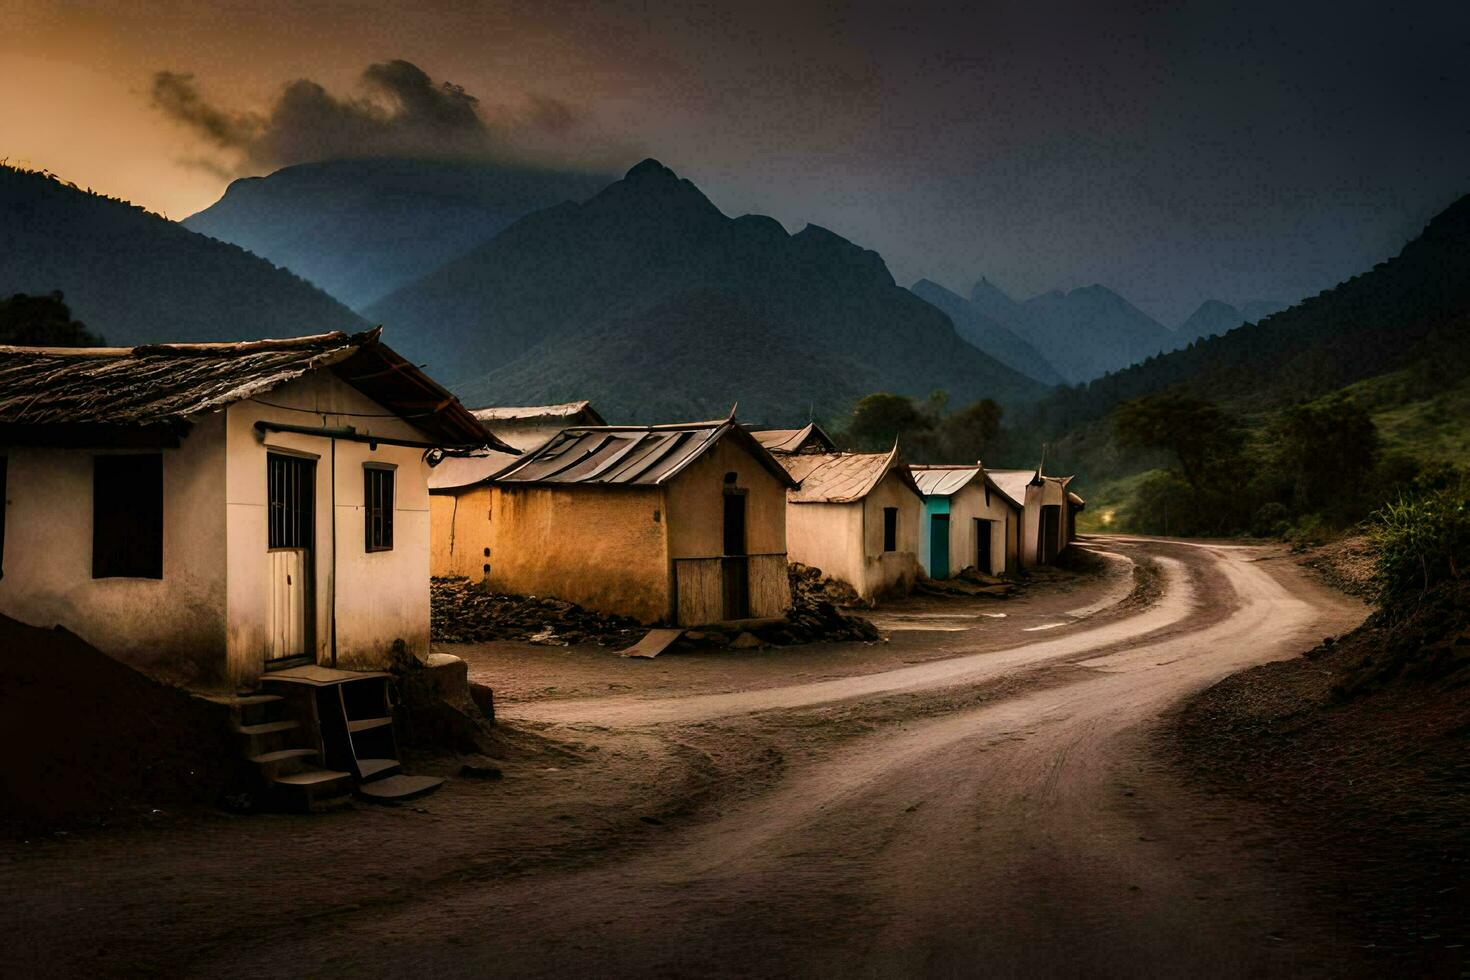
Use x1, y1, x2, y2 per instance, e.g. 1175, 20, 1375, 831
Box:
623, 158, 680, 183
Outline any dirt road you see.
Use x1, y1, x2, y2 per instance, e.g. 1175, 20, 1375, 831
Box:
0, 536, 1377, 978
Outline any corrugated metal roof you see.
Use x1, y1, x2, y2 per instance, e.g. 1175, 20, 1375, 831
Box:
492, 419, 797, 488
429, 449, 521, 491
749, 422, 837, 454
0, 328, 501, 450
911, 465, 982, 498
782, 448, 920, 503
987, 469, 1036, 509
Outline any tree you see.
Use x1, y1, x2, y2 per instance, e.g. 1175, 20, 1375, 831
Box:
1272, 394, 1379, 514
939, 398, 1003, 463
0, 292, 105, 346
847, 392, 934, 451
1112, 391, 1241, 493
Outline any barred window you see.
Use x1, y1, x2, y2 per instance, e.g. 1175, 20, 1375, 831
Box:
364, 465, 394, 552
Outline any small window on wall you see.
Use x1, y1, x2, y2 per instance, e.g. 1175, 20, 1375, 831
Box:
93, 454, 163, 579
883, 507, 898, 552
364, 465, 395, 552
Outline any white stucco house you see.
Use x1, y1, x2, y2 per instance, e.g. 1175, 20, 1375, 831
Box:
777, 446, 925, 599
911, 464, 1024, 578
0, 329, 503, 690
987, 469, 1079, 566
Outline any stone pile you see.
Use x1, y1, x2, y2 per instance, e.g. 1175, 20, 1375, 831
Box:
431, 577, 645, 647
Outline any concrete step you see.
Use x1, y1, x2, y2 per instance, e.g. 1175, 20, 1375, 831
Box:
249, 747, 320, 778
236, 719, 304, 757
230, 694, 286, 727
268, 767, 355, 813
356, 774, 445, 803
356, 758, 401, 783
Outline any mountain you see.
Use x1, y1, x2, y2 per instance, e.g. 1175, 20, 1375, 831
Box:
960, 278, 1172, 383
0, 166, 363, 345
968, 277, 1024, 323
367, 160, 1048, 423
1016, 285, 1173, 383
457, 289, 883, 425
909, 279, 1065, 386
184, 158, 610, 310
1033, 192, 1470, 436
1173, 299, 1246, 347
1172, 298, 1292, 349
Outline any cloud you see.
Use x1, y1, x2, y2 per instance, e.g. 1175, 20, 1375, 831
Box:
151, 59, 587, 175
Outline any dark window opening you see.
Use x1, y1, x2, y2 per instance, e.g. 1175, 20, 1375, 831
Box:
365, 466, 395, 552
93, 454, 163, 579
882, 507, 898, 552
268, 453, 314, 549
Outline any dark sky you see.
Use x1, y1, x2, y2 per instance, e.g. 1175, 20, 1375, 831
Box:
8, 0, 1469, 322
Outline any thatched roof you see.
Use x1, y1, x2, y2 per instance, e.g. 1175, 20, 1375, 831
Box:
0, 328, 504, 450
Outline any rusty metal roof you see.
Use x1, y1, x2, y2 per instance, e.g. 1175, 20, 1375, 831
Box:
749, 422, 837, 455
782, 447, 921, 503
491, 418, 797, 488
0, 328, 504, 450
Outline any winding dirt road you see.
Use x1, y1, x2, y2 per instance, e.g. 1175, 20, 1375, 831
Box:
0, 536, 1374, 978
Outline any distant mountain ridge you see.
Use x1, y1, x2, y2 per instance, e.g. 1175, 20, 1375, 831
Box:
0, 166, 363, 346
367, 159, 1048, 424
184, 158, 610, 310
908, 279, 1065, 386
957, 278, 1172, 384
1171, 297, 1289, 349
1033, 191, 1470, 433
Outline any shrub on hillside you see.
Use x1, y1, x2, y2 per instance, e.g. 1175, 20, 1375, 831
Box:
1369, 479, 1470, 610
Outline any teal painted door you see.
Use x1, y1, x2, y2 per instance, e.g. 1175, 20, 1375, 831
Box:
930, 514, 950, 579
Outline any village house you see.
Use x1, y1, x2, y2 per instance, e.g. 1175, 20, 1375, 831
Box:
776, 446, 925, 599
911, 464, 1023, 578
0, 329, 499, 691
749, 422, 838, 456
988, 469, 1079, 565
430, 416, 796, 626
473, 401, 607, 452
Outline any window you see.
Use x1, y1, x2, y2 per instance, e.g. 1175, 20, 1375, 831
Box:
364, 465, 395, 552
267, 453, 314, 549
93, 454, 163, 579
882, 507, 898, 552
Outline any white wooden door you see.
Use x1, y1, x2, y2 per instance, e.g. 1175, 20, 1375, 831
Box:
266, 453, 315, 665
268, 549, 310, 661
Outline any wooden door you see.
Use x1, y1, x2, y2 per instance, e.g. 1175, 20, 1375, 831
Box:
266, 453, 315, 666
930, 513, 950, 579
976, 518, 994, 574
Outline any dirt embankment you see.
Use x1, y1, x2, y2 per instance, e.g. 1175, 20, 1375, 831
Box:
1170, 579, 1470, 969
0, 616, 240, 835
